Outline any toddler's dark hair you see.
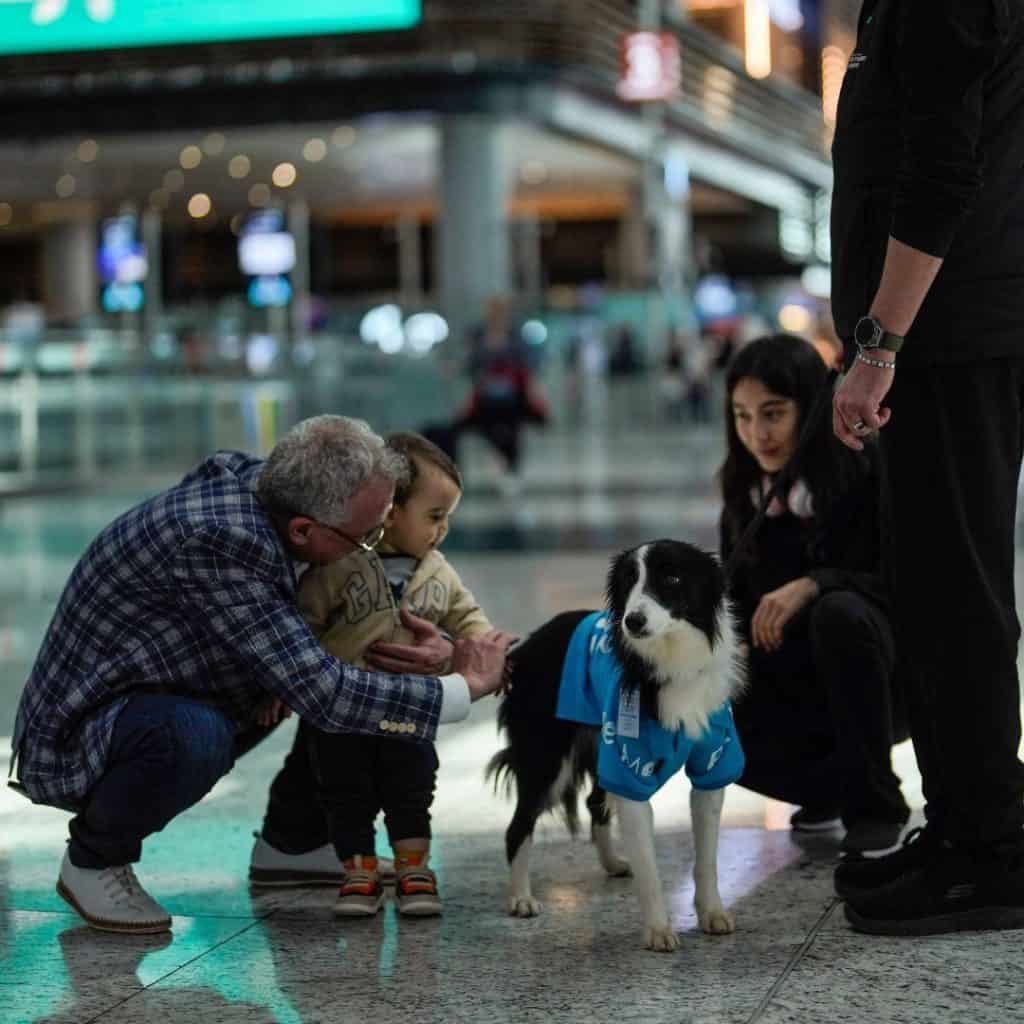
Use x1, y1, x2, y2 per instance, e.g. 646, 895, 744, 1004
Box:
386, 432, 462, 505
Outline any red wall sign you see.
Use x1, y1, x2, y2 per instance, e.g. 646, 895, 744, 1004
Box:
617, 31, 682, 102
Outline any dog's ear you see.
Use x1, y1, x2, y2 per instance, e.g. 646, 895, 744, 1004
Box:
604, 553, 619, 616
605, 547, 634, 621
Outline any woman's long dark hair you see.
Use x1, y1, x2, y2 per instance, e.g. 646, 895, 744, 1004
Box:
719, 334, 867, 565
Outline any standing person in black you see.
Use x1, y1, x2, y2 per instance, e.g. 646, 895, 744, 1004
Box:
720, 334, 909, 853
830, 1, 1024, 935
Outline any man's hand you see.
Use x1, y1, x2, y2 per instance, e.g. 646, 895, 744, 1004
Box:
751, 577, 819, 652
833, 354, 895, 451
255, 697, 293, 728
365, 609, 453, 675
451, 630, 518, 700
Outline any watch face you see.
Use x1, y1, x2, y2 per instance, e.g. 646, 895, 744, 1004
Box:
854, 316, 881, 348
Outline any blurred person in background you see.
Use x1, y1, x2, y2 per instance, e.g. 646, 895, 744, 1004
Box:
442, 295, 549, 493
719, 334, 909, 853
9, 415, 512, 935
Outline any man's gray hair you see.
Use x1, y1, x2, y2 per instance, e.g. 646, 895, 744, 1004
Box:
257, 415, 406, 525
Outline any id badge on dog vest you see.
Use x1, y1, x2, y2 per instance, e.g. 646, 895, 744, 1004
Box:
617, 688, 640, 739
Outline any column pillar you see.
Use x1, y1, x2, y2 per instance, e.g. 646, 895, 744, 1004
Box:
437, 114, 510, 343
141, 207, 163, 342
42, 218, 97, 325
288, 197, 311, 343
397, 211, 423, 311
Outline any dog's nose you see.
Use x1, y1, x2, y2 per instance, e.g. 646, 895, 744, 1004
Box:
624, 611, 648, 636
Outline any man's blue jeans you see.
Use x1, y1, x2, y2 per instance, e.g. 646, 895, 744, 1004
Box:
68, 694, 239, 869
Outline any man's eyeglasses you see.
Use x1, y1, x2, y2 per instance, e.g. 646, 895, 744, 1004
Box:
316, 519, 386, 553
270, 505, 386, 552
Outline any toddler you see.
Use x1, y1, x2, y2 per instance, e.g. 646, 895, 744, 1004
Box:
297, 432, 493, 917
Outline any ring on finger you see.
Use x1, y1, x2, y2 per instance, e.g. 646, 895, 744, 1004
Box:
852, 420, 868, 433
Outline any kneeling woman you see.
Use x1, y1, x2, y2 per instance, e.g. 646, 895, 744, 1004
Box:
719, 334, 908, 853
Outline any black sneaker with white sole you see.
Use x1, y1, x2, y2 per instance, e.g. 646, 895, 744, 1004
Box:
840, 818, 905, 854
844, 836, 1024, 937
834, 825, 938, 900
790, 806, 842, 832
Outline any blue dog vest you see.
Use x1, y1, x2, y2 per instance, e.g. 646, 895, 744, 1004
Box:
555, 612, 744, 802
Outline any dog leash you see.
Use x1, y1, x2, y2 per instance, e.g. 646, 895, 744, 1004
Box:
722, 370, 839, 581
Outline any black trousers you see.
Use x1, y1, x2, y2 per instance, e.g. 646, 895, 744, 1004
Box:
735, 590, 909, 828
880, 362, 1024, 844
261, 721, 438, 861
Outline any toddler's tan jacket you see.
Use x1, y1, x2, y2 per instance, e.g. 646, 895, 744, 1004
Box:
297, 548, 492, 668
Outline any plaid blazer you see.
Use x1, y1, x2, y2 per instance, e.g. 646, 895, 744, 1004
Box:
11, 452, 442, 811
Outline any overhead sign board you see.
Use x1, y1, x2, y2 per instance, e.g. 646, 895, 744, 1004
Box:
617, 32, 681, 103
0, 0, 421, 55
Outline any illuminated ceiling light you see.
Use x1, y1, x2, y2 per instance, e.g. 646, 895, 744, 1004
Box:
821, 45, 847, 126
179, 145, 203, 170
703, 64, 737, 127
768, 0, 804, 32
332, 125, 357, 148
202, 132, 225, 155
0, 203, 11, 226
228, 154, 251, 179
801, 265, 832, 300
272, 162, 297, 188
744, 0, 772, 80
778, 303, 813, 333
164, 169, 185, 191
248, 183, 271, 206
302, 138, 328, 163
55, 174, 76, 198
187, 192, 212, 219
77, 139, 99, 163
520, 161, 548, 186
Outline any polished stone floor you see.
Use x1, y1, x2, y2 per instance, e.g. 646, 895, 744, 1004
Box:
2, 402, 1023, 1024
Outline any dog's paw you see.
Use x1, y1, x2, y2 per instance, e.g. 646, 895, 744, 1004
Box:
507, 895, 542, 917
643, 924, 680, 952
698, 907, 736, 935
603, 856, 632, 878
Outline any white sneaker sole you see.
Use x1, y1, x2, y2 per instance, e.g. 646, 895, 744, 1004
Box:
397, 898, 442, 917
250, 866, 397, 888
333, 892, 386, 917
57, 879, 171, 935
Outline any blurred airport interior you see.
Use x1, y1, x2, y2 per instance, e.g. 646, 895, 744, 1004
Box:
4, 4, 1022, 1024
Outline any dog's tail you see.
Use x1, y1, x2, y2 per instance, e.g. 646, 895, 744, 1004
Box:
485, 747, 516, 799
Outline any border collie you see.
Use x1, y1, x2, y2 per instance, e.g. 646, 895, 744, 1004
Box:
487, 540, 745, 952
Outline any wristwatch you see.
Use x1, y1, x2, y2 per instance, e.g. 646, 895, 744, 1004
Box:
854, 314, 904, 354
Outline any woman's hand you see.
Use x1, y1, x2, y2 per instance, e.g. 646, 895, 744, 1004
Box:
751, 577, 820, 652
365, 609, 454, 675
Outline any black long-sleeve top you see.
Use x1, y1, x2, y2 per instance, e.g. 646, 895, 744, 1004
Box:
719, 468, 889, 631
830, 0, 1024, 363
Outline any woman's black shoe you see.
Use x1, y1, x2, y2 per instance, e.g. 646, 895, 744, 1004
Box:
844, 837, 1024, 936
834, 825, 938, 899
790, 806, 842, 832
840, 818, 905, 854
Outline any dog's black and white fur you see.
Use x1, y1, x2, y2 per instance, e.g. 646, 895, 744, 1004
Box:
487, 539, 744, 951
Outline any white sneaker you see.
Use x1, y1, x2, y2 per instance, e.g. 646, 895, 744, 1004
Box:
57, 851, 171, 934
248, 833, 395, 887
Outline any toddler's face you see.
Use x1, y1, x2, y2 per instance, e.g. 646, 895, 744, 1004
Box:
384, 461, 461, 560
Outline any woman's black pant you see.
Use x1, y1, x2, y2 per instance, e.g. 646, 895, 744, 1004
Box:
734, 590, 909, 828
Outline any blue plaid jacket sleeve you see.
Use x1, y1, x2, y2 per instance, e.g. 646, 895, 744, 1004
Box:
172, 524, 443, 741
